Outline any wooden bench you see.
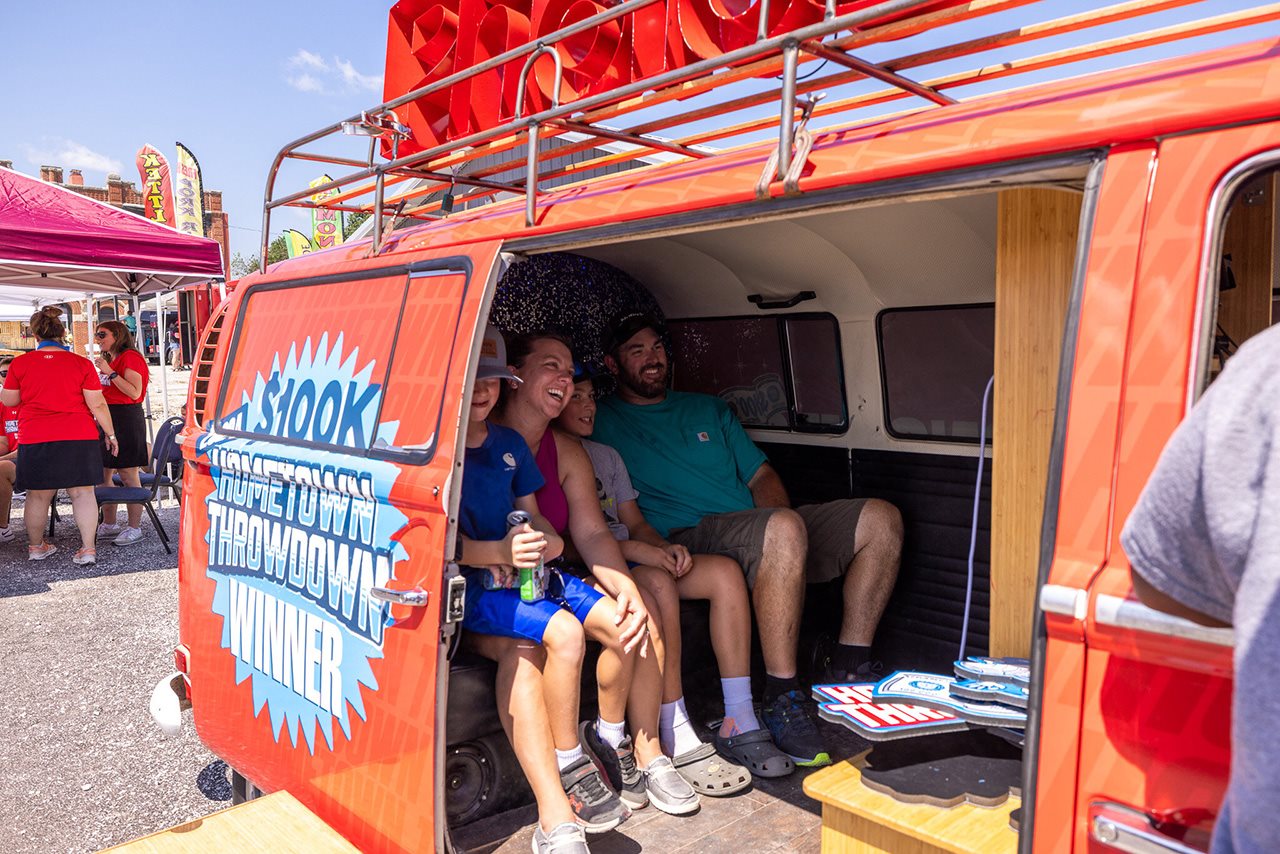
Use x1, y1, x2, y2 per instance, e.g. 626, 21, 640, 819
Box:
804, 757, 1020, 854
103, 791, 358, 853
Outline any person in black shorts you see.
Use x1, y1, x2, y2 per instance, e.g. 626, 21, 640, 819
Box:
93, 320, 151, 546
592, 312, 903, 768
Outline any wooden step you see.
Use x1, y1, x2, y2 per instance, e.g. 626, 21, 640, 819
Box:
103, 791, 357, 853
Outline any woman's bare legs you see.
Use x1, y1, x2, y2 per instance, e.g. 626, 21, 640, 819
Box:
117, 467, 143, 528
467, 633, 577, 832
100, 466, 142, 529
637, 556, 755, 741
68, 486, 99, 550
0, 460, 15, 528
23, 489, 55, 546
583, 587, 663, 767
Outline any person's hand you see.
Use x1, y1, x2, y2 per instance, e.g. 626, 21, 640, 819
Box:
504, 523, 547, 569
612, 586, 650, 657
487, 565, 516, 589
660, 543, 694, 579
93, 356, 111, 374
104, 434, 119, 456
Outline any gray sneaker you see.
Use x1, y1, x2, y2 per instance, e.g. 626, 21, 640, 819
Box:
531, 822, 589, 854
643, 756, 700, 815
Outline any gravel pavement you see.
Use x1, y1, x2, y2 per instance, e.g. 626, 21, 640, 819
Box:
0, 493, 224, 852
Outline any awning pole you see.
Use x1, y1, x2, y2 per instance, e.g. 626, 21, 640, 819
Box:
157, 293, 170, 425
134, 294, 154, 446
84, 293, 94, 356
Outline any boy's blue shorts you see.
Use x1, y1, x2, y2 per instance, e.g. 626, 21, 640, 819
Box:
462, 569, 605, 643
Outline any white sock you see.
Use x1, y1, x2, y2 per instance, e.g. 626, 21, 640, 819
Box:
555, 745, 584, 772
658, 698, 703, 756
596, 717, 626, 750
721, 676, 760, 734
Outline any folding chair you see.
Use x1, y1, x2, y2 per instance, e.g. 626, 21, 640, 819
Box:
113, 416, 185, 501
96, 415, 185, 554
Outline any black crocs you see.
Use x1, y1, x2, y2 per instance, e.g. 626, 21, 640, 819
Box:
714, 728, 795, 778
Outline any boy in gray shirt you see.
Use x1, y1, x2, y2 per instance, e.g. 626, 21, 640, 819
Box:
1122, 325, 1280, 853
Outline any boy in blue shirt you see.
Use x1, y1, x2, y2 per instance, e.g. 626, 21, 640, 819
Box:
458, 325, 626, 852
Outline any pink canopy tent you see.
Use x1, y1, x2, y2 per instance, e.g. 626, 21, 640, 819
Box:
0, 165, 223, 295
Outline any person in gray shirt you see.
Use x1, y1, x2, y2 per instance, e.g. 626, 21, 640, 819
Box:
1121, 325, 1280, 853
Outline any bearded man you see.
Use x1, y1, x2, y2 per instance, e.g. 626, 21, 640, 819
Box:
591, 312, 902, 768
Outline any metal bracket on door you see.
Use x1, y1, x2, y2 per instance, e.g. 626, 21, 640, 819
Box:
371, 586, 430, 607
1091, 802, 1206, 854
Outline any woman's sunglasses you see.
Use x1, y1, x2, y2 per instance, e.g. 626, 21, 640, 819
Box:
95, 331, 109, 339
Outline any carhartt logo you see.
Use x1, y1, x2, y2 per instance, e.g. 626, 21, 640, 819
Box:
502, 452, 517, 468
696, 431, 710, 442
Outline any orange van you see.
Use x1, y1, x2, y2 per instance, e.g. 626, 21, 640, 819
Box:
158, 1, 1280, 851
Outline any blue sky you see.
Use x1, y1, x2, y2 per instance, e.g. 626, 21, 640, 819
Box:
2, 1, 1275, 265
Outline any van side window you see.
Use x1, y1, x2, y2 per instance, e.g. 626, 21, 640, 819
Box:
877, 304, 995, 443
667, 313, 846, 433
216, 275, 404, 453
1204, 168, 1279, 387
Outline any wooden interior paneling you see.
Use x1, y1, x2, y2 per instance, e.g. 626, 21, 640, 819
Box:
1217, 173, 1275, 348
991, 188, 1082, 658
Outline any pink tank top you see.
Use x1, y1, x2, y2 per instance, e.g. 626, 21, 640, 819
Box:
534, 430, 570, 534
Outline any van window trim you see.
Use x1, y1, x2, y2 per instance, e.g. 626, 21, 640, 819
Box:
210, 258, 473, 464
875, 302, 996, 445
666, 311, 848, 434
1188, 149, 1280, 405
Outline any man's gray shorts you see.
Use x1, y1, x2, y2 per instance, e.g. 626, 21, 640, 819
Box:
667, 499, 868, 588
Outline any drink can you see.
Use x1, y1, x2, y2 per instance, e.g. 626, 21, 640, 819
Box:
506, 511, 546, 602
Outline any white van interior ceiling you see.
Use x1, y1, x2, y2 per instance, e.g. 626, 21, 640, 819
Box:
573, 192, 1001, 318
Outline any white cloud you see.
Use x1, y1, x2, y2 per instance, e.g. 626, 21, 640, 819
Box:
290, 49, 328, 72
335, 59, 383, 93
288, 73, 326, 94
20, 139, 124, 177
285, 51, 383, 96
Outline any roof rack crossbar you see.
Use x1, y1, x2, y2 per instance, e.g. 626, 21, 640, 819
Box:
260, 0, 1280, 266
800, 41, 955, 106
260, 0, 939, 266
344, 0, 1135, 199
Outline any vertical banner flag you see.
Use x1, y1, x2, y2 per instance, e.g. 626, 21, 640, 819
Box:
173, 142, 207, 237
136, 144, 176, 226
284, 229, 314, 259
309, 175, 345, 251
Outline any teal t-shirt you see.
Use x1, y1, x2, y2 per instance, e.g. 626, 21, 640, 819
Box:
592, 390, 767, 537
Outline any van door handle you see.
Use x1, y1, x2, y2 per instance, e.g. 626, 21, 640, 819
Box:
1090, 802, 1206, 854
1094, 594, 1233, 647
371, 586, 430, 607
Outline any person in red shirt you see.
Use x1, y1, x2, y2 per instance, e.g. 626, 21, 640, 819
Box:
0, 355, 19, 543
1, 308, 117, 563
92, 320, 150, 547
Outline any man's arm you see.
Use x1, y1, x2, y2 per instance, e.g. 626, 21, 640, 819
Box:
748, 462, 791, 509
1129, 568, 1230, 628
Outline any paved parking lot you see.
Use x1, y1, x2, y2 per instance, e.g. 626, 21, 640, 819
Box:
0, 371, 226, 852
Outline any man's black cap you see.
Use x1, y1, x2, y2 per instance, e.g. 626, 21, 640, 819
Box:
602, 310, 666, 356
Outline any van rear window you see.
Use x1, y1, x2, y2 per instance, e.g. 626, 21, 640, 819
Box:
877, 304, 994, 443
667, 313, 846, 433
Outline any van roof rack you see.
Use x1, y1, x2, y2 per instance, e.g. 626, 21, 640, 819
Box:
260, 0, 1280, 270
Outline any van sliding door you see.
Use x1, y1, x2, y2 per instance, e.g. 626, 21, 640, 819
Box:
184, 241, 502, 854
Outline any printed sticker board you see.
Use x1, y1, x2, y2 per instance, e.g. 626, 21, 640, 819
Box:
812, 683, 969, 741
873, 672, 1028, 729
